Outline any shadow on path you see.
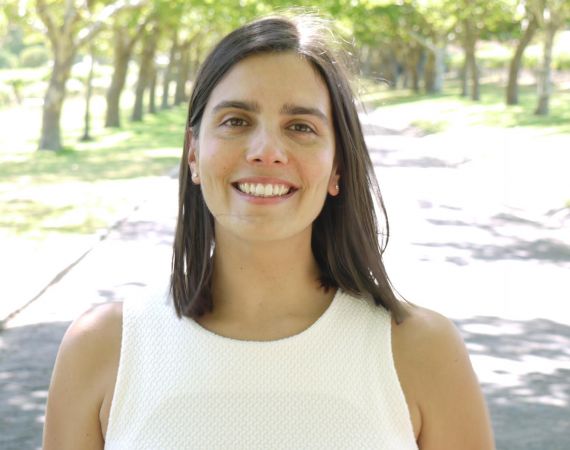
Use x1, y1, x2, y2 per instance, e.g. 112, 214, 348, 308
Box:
414, 237, 570, 264
0, 321, 69, 450
455, 317, 570, 450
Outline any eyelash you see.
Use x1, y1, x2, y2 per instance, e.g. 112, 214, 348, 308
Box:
221, 117, 248, 128
289, 123, 315, 134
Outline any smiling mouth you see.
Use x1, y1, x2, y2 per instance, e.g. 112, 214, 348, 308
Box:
234, 182, 294, 197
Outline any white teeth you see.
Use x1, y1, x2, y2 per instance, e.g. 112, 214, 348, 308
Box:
237, 183, 291, 197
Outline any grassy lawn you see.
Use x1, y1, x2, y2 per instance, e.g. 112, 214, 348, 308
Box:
0, 94, 185, 240
360, 80, 570, 135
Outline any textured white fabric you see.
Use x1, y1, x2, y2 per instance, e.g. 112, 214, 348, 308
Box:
105, 287, 418, 449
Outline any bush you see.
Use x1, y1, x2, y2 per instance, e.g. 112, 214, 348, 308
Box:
0, 50, 18, 69
522, 53, 539, 70
554, 52, 570, 71
19, 46, 50, 68
0, 84, 14, 107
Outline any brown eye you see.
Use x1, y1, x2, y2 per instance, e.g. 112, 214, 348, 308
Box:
289, 123, 315, 133
222, 117, 248, 127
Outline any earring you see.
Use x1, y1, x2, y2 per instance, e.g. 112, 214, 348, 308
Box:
192, 172, 198, 179
335, 184, 339, 192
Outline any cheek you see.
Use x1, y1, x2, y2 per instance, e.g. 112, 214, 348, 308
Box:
299, 151, 335, 184
198, 144, 234, 178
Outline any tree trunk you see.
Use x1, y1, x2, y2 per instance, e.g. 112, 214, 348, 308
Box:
432, 46, 445, 93
39, 42, 76, 150
161, 34, 178, 109
467, 47, 480, 101
535, 23, 557, 116
132, 27, 158, 122
404, 46, 421, 93
460, 57, 469, 97
174, 45, 190, 106
506, 15, 538, 105
105, 30, 132, 127
148, 63, 157, 114
425, 51, 435, 93
81, 45, 95, 141
464, 20, 480, 101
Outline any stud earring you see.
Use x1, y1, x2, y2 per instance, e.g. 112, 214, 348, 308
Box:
192, 172, 198, 179
335, 184, 339, 191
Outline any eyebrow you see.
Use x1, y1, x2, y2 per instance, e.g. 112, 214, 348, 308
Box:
211, 100, 328, 123
212, 100, 260, 113
281, 103, 328, 123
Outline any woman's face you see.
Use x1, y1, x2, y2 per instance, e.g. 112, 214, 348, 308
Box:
190, 52, 339, 243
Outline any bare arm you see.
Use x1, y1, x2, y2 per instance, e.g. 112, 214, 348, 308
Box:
393, 307, 495, 450
43, 302, 122, 450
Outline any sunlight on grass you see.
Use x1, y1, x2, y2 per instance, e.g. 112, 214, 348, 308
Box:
361, 81, 570, 135
0, 94, 186, 241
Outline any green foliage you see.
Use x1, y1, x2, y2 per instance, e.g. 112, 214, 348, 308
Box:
19, 46, 50, 68
0, 49, 17, 68
0, 83, 13, 106
4, 25, 26, 54
553, 51, 570, 70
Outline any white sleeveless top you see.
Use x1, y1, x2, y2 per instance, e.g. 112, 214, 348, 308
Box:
105, 287, 417, 449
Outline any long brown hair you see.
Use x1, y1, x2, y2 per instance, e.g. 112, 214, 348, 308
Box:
171, 15, 408, 323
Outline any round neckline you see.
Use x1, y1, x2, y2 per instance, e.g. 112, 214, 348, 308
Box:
186, 289, 342, 345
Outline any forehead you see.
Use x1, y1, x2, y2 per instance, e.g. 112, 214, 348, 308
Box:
204, 52, 332, 114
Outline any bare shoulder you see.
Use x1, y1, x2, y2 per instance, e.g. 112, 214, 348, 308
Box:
56, 301, 123, 375
392, 305, 466, 368
392, 305, 495, 450
63, 301, 123, 349
43, 302, 123, 450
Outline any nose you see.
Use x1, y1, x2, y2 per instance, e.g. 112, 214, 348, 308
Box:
246, 127, 288, 165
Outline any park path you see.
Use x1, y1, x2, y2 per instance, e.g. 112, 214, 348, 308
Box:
1, 114, 569, 449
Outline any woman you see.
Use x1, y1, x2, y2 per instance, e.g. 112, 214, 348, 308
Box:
43, 15, 495, 449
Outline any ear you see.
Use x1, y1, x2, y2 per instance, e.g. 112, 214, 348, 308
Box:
186, 129, 200, 184
327, 166, 340, 196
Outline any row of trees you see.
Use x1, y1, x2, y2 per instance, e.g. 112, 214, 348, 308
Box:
1, 0, 569, 151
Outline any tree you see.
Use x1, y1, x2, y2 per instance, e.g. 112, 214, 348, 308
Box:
452, 0, 514, 101
160, 31, 178, 109
131, 20, 160, 121
33, 0, 144, 150
506, 3, 539, 105
408, 0, 456, 94
105, 11, 149, 127
530, 0, 570, 115
80, 43, 96, 141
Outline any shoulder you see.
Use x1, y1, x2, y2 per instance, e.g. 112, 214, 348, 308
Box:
392, 305, 466, 369
51, 301, 123, 406
43, 302, 123, 449
54, 302, 123, 398
61, 302, 123, 359
392, 305, 495, 449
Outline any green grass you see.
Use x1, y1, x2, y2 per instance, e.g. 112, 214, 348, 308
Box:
361, 80, 570, 135
0, 95, 186, 238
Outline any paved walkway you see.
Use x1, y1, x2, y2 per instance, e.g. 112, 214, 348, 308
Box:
1, 119, 569, 449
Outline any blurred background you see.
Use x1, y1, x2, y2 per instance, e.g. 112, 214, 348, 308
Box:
0, 1, 569, 449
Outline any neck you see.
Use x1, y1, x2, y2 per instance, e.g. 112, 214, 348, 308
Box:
209, 228, 330, 324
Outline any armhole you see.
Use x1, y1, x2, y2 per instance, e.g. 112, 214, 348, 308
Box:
387, 310, 420, 444
104, 299, 128, 443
